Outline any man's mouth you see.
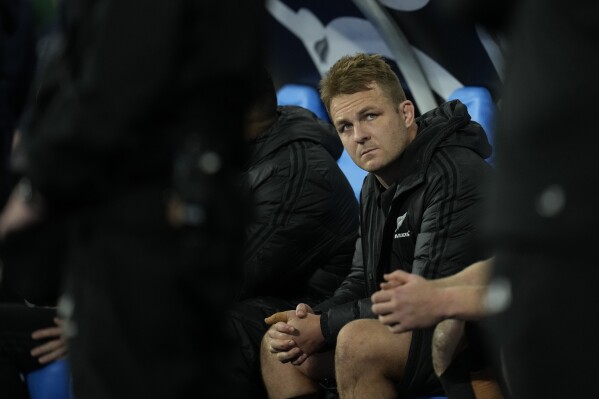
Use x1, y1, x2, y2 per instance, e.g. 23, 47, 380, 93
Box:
361, 148, 376, 157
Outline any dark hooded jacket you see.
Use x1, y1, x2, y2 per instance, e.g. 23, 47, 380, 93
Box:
315, 100, 493, 345
241, 105, 359, 301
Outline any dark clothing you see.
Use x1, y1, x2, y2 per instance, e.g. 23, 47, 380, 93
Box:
0, 0, 36, 207
14, 1, 264, 398
231, 105, 358, 397
0, 219, 67, 306
315, 100, 492, 396
242, 105, 359, 300
0, 304, 56, 399
0, 220, 66, 399
490, 0, 599, 248
0, 0, 20, 34
22, 1, 260, 213
487, 0, 599, 398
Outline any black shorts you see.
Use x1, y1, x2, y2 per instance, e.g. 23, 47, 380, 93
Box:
395, 327, 444, 397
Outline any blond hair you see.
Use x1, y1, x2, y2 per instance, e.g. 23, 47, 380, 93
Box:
319, 53, 406, 115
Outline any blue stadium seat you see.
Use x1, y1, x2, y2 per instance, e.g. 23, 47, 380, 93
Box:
276, 84, 367, 200
276, 83, 329, 121
26, 359, 72, 399
336, 149, 368, 200
448, 86, 496, 163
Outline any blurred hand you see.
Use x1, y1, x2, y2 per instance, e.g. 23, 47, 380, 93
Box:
31, 318, 68, 364
0, 182, 42, 239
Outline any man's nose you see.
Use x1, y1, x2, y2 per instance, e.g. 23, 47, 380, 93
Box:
352, 123, 369, 143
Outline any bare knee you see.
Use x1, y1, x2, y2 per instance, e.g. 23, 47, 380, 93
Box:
260, 332, 283, 376
336, 319, 412, 398
432, 319, 465, 376
336, 319, 411, 376
336, 319, 380, 368
260, 333, 271, 363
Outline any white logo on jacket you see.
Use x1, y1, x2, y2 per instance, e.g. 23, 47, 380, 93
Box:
394, 212, 411, 238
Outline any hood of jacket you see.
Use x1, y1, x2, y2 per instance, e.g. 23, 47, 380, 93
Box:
361, 99, 492, 203
248, 105, 343, 164
415, 99, 492, 159
389, 99, 492, 184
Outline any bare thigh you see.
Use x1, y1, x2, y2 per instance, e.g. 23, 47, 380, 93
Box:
336, 319, 413, 381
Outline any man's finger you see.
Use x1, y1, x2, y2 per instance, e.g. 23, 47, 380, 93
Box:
371, 290, 392, 304
377, 312, 401, 327
380, 280, 403, 290
383, 270, 411, 283
387, 323, 408, 334
268, 338, 296, 352
277, 347, 302, 363
371, 301, 393, 316
38, 346, 67, 364
31, 326, 62, 340
295, 303, 311, 318
31, 339, 63, 357
266, 327, 295, 342
291, 352, 308, 366
264, 311, 288, 325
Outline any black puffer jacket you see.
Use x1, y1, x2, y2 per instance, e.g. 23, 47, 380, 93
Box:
315, 100, 493, 345
240, 106, 359, 301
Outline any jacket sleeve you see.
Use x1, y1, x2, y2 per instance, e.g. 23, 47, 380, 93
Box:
412, 147, 492, 279
313, 231, 366, 310
313, 228, 374, 348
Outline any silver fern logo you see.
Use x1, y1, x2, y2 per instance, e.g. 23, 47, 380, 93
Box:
395, 212, 407, 232
394, 212, 411, 238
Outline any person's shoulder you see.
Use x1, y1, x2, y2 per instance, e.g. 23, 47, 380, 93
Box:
429, 146, 491, 173
424, 147, 492, 192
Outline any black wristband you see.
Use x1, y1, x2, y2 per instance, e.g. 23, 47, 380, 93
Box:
319, 311, 336, 351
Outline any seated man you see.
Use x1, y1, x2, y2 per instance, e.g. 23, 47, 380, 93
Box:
229, 69, 359, 396
261, 53, 492, 399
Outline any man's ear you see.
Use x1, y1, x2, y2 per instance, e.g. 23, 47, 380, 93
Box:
400, 100, 415, 127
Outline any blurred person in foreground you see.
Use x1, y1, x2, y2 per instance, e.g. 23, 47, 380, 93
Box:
485, 0, 599, 397
0, 1, 265, 398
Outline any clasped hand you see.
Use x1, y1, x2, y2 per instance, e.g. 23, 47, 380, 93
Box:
371, 269, 443, 333
264, 303, 324, 366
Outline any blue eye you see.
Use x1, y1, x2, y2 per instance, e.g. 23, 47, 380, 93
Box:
338, 123, 352, 133
366, 114, 376, 121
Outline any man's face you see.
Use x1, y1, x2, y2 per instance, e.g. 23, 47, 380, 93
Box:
329, 83, 416, 187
